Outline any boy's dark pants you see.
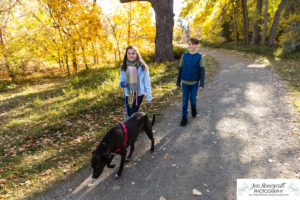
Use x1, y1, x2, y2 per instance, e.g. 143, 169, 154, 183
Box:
182, 82, 199, 117
126, 95, 144, 117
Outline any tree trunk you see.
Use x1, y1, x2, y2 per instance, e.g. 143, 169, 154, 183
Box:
152, 0, 175, 62
120, 0, 175, 62
232, 0, 238, 46
262, 0, 269, 45
4, 56, 15, 81
128, 2, 132, 46
241, 0, 249, 46
93, 0, 97, 7
106, 16, 122, 61
72, 46, 78, 73
81, 46, 89, 70
65, 53, 70, 76
92, 42, 97, 65
268, 0, 286, 46
252, 0, 263, 45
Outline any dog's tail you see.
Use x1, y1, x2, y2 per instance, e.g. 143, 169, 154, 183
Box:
151, 114, 156, 126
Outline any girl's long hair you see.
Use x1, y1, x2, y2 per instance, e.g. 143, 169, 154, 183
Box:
121, 45, 148, 71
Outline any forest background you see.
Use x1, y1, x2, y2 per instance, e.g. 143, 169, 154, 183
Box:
0, 0, 299, 199
0, 0, 299, 82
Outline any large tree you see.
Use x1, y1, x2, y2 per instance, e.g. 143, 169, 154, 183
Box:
241, 0, 249, 46
268, 0, 286, 46
120, 0, 175, 62
262, 0, 268, 45
251, 0, 263, 45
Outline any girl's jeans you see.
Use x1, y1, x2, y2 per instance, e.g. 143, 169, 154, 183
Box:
182, 82, 199, 117
126, 95, 144, 117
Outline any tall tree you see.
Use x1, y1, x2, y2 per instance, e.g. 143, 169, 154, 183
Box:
252, 0, 263, 45
241, 0, 249, 46
232, 0, 238, 46
262, 0, 269, 45
0, 0, 21, 80
120, 0, 175, 62
268, 0, 286, 46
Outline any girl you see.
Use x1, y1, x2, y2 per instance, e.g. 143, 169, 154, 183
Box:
119, 45, 152, 117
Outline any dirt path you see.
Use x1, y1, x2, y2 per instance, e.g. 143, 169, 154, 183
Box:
32, 48, 299, 200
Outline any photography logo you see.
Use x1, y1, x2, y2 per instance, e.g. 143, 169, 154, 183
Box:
237, 179, 300, 200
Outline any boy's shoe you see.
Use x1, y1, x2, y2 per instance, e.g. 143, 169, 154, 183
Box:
180, 116, 188, 127
192, 108, 197, 118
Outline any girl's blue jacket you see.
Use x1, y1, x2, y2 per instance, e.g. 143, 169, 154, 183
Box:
119, 66, 152, 103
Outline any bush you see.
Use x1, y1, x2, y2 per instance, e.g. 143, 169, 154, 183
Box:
140, 46, 188, 62
173, 46, 188, 59
140, 50, 155, 63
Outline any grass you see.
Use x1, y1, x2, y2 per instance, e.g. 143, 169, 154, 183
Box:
200, 40, 300, 60
0, 52, 219, 200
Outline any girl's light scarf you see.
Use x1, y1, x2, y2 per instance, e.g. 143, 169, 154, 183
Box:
126, 59, 140, 108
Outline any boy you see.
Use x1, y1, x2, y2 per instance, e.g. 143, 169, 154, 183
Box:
176, 38, 205, 126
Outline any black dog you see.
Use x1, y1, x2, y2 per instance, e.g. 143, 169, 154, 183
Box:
91, 112, 155, 179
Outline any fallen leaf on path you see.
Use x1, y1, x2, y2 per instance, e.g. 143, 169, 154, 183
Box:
193, 189, 202, 196
203, 183, 208, 187
159, 197, 166, 200
113, 185, 120, 190
163, 154, 168, 160
68, 188, 73, 192
268, 159, 275, 163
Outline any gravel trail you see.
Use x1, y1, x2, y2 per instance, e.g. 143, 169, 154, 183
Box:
32, 48, 299, 200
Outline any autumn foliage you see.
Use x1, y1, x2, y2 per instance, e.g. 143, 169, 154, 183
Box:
0, 0, 155, 81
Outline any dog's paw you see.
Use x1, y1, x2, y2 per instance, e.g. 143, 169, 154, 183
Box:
114, 174, 121, 180
107, 164, 115, 168
125, 157, 131, 162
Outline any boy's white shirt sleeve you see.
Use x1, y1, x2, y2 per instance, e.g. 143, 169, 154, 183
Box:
144, 69, 152, 103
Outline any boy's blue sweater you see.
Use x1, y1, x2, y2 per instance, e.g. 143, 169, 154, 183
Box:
176, 52, 205, 87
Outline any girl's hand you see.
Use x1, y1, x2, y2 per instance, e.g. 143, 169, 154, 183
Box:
120, 81, 127, 88
199, 87, 204, 91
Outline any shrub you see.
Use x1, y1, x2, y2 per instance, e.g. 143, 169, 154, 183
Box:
173, 46, 188, 59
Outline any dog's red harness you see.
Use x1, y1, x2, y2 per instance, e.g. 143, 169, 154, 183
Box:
113, 122, 128, 153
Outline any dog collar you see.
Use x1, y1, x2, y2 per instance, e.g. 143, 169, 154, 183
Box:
113, 122, 128, 153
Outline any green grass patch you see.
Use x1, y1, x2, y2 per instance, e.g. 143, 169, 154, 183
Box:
0, 51, 219, 200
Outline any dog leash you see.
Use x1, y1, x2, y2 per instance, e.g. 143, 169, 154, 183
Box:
122, 87, 128, 120
113, 122, 128, 153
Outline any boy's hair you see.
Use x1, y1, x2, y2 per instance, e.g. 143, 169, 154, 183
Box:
188, 37, 199, 45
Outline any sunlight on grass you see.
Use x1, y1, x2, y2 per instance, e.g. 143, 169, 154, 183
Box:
0, 52, 220, 199
6, 119, 30, 128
